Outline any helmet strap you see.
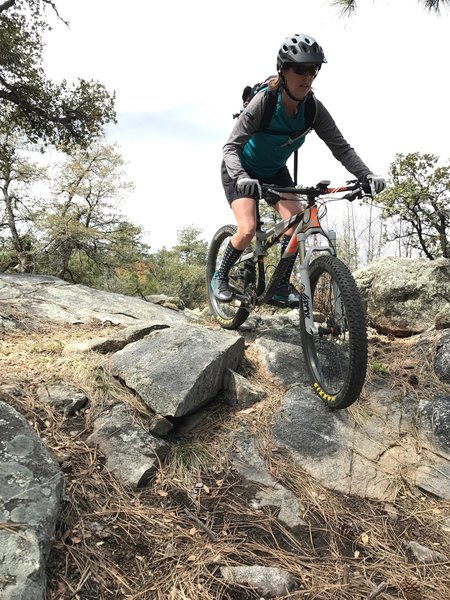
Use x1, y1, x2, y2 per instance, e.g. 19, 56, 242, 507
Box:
279, 71, 314, 102
280, 74, 308, 103
284, 85, 306, 103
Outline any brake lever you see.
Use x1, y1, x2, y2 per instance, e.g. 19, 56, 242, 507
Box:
343, 189, 364, 202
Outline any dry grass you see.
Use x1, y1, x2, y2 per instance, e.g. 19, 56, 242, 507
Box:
1, 317, 450, 599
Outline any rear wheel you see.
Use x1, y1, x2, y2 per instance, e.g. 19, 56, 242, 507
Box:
206, 225, 255, 330
300, 255, 368, 408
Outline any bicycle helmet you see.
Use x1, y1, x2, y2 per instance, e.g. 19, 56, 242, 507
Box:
277, 33, 327, 72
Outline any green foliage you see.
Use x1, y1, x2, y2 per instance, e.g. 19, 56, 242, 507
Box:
370, 361, 390, 376
174, 226, 208, 267
0, 132, 151, 288
145, 226, 208, 309
378, 152, 450, 259
0, 235, 17, 270
35, 142, 149, 286
166, 441, 213, 488
0, 133, 208, 305
0, 1, 116, 147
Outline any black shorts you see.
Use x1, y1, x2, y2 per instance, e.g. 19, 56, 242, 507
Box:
221, 161, 294, 206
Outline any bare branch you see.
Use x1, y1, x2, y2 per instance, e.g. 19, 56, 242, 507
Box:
0, 0, 16, 12
41, 0, 69, 26
366, 582, 387, 600
332, 0, 449, 15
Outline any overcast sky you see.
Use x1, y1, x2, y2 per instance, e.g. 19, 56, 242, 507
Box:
42, 0, 450, 251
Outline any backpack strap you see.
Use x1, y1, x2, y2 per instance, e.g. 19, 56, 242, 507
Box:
293, 149, 298, 185
304, 92, 317, 129
236, 88, 317, 184
261, 91, 317, 140
291, 92, 316, 184
259, 89, 278, 131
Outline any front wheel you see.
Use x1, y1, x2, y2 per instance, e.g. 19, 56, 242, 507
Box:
206, 225, 255, 330
300, 255, 368, 409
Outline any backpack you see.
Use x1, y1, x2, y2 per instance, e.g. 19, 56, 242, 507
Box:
232, 76, 278, 126
232, 76, 317, 184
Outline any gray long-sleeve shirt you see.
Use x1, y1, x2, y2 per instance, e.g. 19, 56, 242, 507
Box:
223, 89, 371, 182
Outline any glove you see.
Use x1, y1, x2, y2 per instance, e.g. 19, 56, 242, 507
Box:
364, 173, 386, 195
236, 177, 262, 199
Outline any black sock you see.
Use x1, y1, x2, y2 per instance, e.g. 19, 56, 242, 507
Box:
279, 236, 297, 288
218, 241, 243, 279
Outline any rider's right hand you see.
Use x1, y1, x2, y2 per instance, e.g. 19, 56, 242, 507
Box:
236, 177, 262, 199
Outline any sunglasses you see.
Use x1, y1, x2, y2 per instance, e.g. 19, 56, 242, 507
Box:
290, 65, 319, 76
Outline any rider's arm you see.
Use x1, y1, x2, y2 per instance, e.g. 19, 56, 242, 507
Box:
313, 99, 372, 180
223, 92, 269, 181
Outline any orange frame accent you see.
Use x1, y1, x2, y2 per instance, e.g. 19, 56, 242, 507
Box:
285, 206, 321, 254
286, 235, 298, 254
306, 205, 320, 229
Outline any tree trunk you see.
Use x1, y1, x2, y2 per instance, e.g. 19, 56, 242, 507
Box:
2, 186, 23, 253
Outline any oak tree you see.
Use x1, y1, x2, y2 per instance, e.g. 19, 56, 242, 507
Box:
378, 152, 450, 259
0, 0, 116, 147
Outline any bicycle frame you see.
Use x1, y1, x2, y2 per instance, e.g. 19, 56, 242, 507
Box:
237, 202, 338, 334
208, 179, 370, 408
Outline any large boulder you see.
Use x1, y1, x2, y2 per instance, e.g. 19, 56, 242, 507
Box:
110, 323, 245, 417
354, 257, 450, 336
0, 402, 64, 600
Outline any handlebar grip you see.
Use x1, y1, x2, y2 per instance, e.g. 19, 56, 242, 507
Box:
361, 181, 372, 195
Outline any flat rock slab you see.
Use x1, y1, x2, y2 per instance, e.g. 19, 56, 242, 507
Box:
232, 434, 306, 528
62, 322, 170, 354
110, 323, 245, 417
36, 382, 88, 416
0, 273, 186, 326
87, 404, 170, 488
273, 385, 450, 501
0, 401, 64, 600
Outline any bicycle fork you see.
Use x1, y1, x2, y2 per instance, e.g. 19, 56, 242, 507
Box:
296, 228, 337, 335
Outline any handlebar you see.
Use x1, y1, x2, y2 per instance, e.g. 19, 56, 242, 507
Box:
261, 179, 372, 203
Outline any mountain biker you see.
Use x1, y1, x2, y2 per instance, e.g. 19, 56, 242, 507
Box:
211, 33, 386, 304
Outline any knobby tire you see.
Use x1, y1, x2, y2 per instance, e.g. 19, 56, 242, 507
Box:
300, 255, 368, 409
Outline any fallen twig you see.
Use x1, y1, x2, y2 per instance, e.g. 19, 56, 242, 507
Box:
342, 563, 350, 586
67, 567, 91, 599
183, 508, 217, 541
366, 582, 388, 600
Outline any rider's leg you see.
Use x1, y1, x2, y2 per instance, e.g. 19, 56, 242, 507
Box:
211, 197, 256, 302
272, 195, 305, 302
230, 196, 257, 250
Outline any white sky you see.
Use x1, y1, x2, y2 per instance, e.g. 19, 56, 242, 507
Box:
42, 0, 450, 251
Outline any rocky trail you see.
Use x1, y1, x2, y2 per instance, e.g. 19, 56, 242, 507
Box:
1, 268, 450, 599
